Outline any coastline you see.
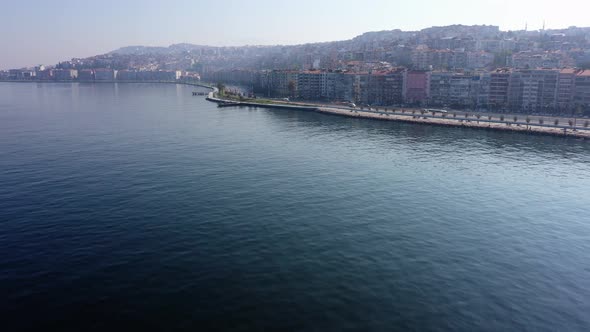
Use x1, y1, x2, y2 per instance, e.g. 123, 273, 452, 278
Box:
0, 79, 215, 90
207, 95, 590, 139
2, 80, 586, 139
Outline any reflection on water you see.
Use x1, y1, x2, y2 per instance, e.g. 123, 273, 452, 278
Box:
1, 83, 589, 331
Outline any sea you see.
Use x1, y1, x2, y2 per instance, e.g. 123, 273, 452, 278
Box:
1, 82, 589, 331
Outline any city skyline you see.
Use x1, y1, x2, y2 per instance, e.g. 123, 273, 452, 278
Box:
1, 0, 588, 69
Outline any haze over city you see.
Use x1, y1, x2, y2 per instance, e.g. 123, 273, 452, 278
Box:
3, 1, 590, 331
1, 0, 588, 69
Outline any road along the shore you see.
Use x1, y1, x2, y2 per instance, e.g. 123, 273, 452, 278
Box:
206, 95, 590, 139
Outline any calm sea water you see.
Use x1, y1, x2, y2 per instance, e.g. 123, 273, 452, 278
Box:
1, 82, 590, 331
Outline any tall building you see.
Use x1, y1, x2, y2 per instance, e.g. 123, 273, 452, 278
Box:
297, 71, 323, 100
507, 69, 559, 112
117, 70, 138, 81
557, 69, 577, 112
324, 72, 355, 102
448, 73, 472, 107
488, 69, 511, 110
466, 51, 494, 69
268, 70, 299, 97
78, 69, 94, 81
574, 70, 590, 112
403, 71, 430, 105
52, 69, 77, 81
94, 69, 116, 81
429, 71, 453, 106
365, 68, 405, 106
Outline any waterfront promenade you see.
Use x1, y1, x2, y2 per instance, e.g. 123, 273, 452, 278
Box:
207, 93, 590, 139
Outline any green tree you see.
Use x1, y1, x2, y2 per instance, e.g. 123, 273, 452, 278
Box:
216, 82, 226, 96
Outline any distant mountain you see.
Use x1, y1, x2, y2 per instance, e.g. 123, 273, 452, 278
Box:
76, 24, 589, 72
107, 25, 503, 56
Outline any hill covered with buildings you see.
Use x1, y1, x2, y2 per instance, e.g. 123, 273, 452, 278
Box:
3, 24, 590, 115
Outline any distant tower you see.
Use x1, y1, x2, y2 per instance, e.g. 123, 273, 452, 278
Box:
525, 22, 528, 31
542, 20, 545, 31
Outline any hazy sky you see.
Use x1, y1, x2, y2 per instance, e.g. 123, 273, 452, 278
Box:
1, 0, 587, 69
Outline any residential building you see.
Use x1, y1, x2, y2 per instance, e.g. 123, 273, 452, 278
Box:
53, 69, 77, 80
403, 71, 430, 105
557, 69, 577, 111
488, 69, 511, 109
429, 71, 452, 106
78, 69, 94, 81
94, 69, 116, 81
297, 71, 323, 100
574, 70, 590, 111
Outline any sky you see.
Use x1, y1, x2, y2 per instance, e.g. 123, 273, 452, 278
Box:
1, 0, 588, 69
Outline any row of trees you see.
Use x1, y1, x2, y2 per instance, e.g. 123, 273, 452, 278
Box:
356, 106, 590, 129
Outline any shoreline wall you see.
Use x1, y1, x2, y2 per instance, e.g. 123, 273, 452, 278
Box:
206, 96, 590, 139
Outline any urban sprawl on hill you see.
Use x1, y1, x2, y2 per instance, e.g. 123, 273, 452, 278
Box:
3, 25, 590, 116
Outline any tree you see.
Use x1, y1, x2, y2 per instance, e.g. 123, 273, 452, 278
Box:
488, 115, 493, 121
539, 118, 544, 125
287, 80, 296, 98
464, 113, 469, 118
585, 120, 589, 128
453, 112, 457, 118
431, 110, 436, 117
476, 114, 481, 123
216, 82, 226, 96
554, 119, 559, 126
568, 119, 574, 127
526, 117, 531, 129
500, 115, 505, 122
513, 116, 518, 123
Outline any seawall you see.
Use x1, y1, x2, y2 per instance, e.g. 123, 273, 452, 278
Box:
206, 95, 590, 139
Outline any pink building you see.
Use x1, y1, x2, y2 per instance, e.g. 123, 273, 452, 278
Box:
404, 71, 430, 104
